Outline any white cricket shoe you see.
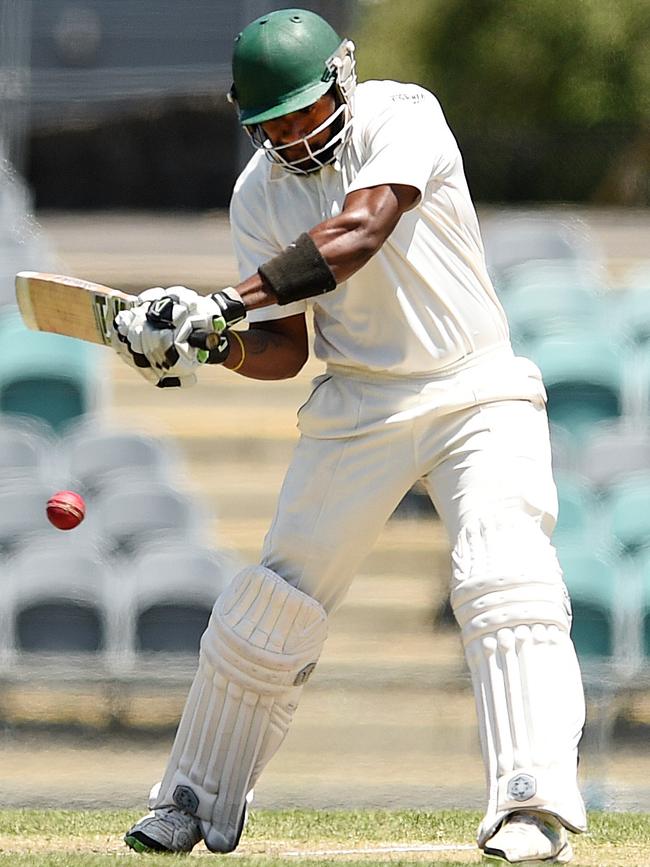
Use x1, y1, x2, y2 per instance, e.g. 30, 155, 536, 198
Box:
482, 811, 573, 864
124, 806, 202, 853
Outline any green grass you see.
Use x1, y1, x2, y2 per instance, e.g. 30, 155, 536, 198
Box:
0, 809, 649, 866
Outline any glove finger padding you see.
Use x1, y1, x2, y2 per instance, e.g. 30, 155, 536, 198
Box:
137, 286, 168, 304
141, 316, 206, 377
111, 309, 160, 383
111, 301, 198, 387
141, 321, 179, 370
143, 291, 216, 370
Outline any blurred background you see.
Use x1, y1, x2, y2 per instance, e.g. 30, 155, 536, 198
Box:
1, 0, 650, 817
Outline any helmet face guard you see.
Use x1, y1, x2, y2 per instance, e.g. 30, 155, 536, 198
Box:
246, 92, 351, 175
230, 18, 357, 174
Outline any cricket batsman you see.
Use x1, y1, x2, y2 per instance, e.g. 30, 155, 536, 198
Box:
114, 9, 586, 864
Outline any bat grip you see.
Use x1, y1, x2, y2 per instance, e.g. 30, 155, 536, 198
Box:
187, 330, 221, 350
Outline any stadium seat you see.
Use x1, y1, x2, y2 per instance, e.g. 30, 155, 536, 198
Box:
608, 290, 650, 348
526, 334, 626, 445
481, 214, 602, 291
17, 603, 103, 652
554, 472, 600, 542
556, 544, 622, 662
503, 283, 603, 350
0, 416, 52, 481
118, 541, 240, 658
0, 480, 61, 557
578, 419, 650, 493
8, 541, 112, 655
636, 551, 650, 660
501, 260, 605, 295
62, 423, 176, 498
549, 424, 577, 474
606, 473, 650, 556
94, 480, 206, 557
0, 308, 102, 433
623, 349, 650, 421
634, 548, 650, 660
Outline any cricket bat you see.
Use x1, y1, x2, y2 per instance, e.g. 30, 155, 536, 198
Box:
15, 271, 219, 349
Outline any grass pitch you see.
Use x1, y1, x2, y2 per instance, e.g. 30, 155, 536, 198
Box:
0, 809, 649, 866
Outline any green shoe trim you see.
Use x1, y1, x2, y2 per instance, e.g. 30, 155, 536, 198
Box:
124, 834, 153, 854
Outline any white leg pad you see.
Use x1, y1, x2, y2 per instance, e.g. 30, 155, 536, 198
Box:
450, 514, 587, 846
151, 565, 328, 852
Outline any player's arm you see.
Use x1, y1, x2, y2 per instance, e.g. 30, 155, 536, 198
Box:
236, 183, 419, 310
114, 185, 414, 385
222, 314, 308, 380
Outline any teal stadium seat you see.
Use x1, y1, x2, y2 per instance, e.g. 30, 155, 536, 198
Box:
501, 260, 604, 295
556, 544, 619, 661
503, 283, 603, 351
549, 424, 577, 474
609, 291, 650, 348
578, 419, 650, 492
0, 309, 101, 433
554, 472, 600, 542
624, 349, 650, 421
482, 215, 602, 292
526, 334, 625, 445
634, 550, 650, 659
606, 472, 650, 556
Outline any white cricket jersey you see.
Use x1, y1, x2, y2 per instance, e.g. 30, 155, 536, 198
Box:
230, 79, 510, 376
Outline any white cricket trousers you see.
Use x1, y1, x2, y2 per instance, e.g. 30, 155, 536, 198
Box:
258, 343, 586, 836
261, 345, 557, 612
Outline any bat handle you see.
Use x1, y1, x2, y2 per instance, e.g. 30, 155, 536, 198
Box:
188, 330, 221, 350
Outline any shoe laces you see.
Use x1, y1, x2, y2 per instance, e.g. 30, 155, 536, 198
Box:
157, 806, 199, 832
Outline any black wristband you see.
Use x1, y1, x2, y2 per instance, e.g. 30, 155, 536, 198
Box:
258, 233, 337, 305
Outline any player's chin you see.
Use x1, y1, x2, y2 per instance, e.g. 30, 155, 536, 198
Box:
280, 153, 325, 174
280, 146, 309, 164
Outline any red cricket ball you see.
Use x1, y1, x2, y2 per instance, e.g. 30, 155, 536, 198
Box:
46, 490, 86, 531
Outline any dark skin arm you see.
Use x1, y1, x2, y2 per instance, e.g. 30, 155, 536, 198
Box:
224, 182, 419, 380
223, 313, 308, 380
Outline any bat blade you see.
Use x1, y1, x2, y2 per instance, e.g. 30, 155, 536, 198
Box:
15, 271, 136, 346
15, 271, 219, 351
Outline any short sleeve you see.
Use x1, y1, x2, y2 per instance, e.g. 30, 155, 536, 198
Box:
347, 84, 459, 200
230, 170, 308, 323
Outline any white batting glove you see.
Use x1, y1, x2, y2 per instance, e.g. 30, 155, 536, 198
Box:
142, 286, 245, 366
112, 288, 199, 388
113, 305, 199, 388
113, 285, 246, 388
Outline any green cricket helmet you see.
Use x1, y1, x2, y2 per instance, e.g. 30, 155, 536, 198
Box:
229, 8, 357, 174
